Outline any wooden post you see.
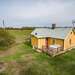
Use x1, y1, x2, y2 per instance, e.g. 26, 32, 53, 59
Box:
2, 19, 6, 31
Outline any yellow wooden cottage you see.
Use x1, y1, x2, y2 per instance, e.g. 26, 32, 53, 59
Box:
31, 27, 75, 56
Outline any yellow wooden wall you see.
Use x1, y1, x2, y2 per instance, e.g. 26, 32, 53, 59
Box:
31, 36, 64, 49
55, 39, 64, 46
31, 36, 38, 48
48, 38, 53, 45
48, 38, 64, 46
64, 30, 75, 50
38, 38, 46, 49
38, 38, 64, 49
31, 36, 46, 49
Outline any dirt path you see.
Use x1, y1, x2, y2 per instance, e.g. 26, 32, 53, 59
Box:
0, 35, 25, 57
0, 44, 19, 57
0, 30, 33, 75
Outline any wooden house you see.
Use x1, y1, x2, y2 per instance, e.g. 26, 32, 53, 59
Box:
31, 27, 75, 56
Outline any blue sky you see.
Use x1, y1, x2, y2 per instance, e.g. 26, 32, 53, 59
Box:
0, 0, 75, 27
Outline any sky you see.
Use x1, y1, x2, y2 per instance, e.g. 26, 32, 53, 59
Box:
0, 0, 75, 27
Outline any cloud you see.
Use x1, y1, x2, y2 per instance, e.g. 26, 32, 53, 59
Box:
7, 1, 65, 19
0, 0, 75, 26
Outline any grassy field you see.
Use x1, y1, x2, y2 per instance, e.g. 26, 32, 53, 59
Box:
0, 29, 75, 75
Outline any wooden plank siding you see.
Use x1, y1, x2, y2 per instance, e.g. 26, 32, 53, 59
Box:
31, 36, 38, 48
38, 38, 46, 49
64, 30, 75, 50
31, 36, 64, 49
31, 30, 75, 50
48, 38, 64, 47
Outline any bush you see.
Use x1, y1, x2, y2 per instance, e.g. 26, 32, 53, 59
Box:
24, 35, 32, 47
0, 30, 15, 50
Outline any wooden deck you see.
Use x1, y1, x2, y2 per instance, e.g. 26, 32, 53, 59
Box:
33, 45, 75, 57
42, 46, 64, 56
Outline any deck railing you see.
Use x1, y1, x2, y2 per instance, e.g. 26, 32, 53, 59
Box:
42, 46, 64, 56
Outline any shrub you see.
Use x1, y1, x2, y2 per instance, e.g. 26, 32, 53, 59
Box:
0, 30, 15, 50
24, 35, 32, 47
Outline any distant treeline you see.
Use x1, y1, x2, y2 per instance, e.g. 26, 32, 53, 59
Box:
0, 27, 35, 30
0, 26, 73, 30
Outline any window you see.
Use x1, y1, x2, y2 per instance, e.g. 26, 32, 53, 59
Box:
72, 29, 75, 35
73, 31, 75, 35
35, 33, 37, 35
52, 39, 55, 44
69, 39, 71, 45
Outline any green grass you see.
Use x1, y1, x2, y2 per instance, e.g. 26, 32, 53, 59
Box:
0, 44, 35, 61
0, 29, 75, 75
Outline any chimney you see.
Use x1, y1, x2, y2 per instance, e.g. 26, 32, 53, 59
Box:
51, 24, 56, 29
